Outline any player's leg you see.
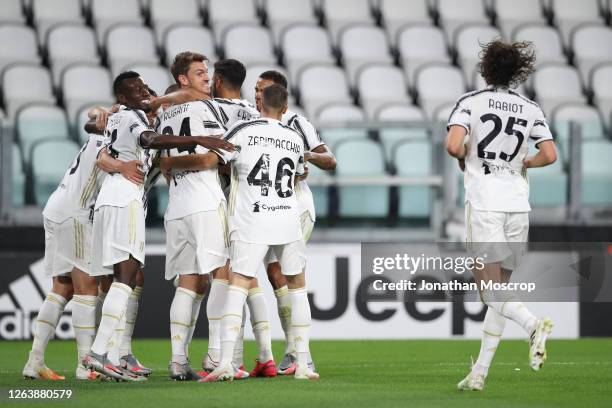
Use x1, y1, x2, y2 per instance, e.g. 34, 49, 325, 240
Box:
277, 240, 318, 380
247, 277, 276, 378
119, 268, 152, 376
204, 263, 229, 372
96, 276, 112, 328
202, 241, 267, 382
267, 262, 296, 370
23, 275, 72, 380
71, 268, 100, 380
185, 274, 208, 359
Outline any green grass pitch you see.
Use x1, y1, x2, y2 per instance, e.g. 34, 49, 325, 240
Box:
0, 339, 610, 407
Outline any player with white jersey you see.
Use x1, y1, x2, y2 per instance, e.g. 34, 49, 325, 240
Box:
254, 70, 337, 374
83, 71, 234, 382
23, 105, 144, 381
201, 84, 318, 382
445, 40, 557, 391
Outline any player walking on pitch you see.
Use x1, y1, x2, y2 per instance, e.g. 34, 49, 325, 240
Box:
445, 40, 557, 391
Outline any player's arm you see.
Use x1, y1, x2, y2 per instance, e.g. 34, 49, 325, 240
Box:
445, 125, 468, 160
84, 105, 121, 135
159, 152, 220, 174
524, 140, 557, 168
149, 88, 207, 111
139, 131, 234, 153
96, 150, 145, 185
305, 144, 336, 170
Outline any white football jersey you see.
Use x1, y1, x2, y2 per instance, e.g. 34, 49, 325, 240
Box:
43, 133, 108, 223
217, 118, 306, 245
448, 86, 554, 212
204, 98, 260, 130
95, 107, 154, 209
159, 101, 226, 221
282, 110, 325, 221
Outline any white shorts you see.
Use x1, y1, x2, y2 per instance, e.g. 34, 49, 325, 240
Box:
267, 211, 313, 265
43, 216, 92, 277
164, 205, 229, 280
231, 240, 306, 278
90, 200, 146, 276
465, 201, 529, 270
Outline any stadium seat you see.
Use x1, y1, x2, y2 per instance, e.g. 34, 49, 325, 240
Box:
492, 0, 548, 38
581, 140, 612, 206
454, 24, 502, 79
571, 24, 612, 84
265, 0, 318, 41
590, 63, 612, 125
155, 181, 169, 219
435, 0, 490, 40
149, 0, 201, 43
356, 64, 410, 118
414, 63, 467, 119
12, 143, 25, 206
0, 0, 25, 24
222, 24, 277, 66
242, 63, 288, 103
320, 0, 375, 41
335, 139, 389, 217
298, 64, 353, 118
547, 0, 604, 45
528, 153, 568, 208
512, 24, 566, 66
394, 140, 432, 218
76, 104, 97, 145
338, 24, 393, 84
91, 0, 143, 44
377, 104, 428, 160
379, 0, 432, 41
207, 0, 260, 39
32, 0, 84, 43
316, 102, 365, 124
304, 163, 330, 218
532, 63, 586, 117
47, 24, 100, 86
124, 63, 173, 96
2, 64, 55, 118
16, 105, 70, 164
0, 25, 40, 74
106, 24, 159, 76
552, 103, 606, 160
61, 64, 113, 124
397, 24, 450, 84
164, 25, 217, 66
31, 139, 80, 206
281, 24, 335, 83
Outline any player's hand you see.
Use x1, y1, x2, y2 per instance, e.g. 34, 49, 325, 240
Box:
197, 136, 236, 153
120, 160, 145, 185
523, 157, 533, 169
304, 152, 312, 162
95, 109, 112, 132
458, 158, 465, 172
297, 165, 309, 182
159, 157, 172, 178
111, 104, 121, 113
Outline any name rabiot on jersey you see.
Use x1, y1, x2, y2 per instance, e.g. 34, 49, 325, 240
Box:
217, 118, 306, 245
447, 86, 554, 212
159, 100, 226, 221
43, 133, 108, 223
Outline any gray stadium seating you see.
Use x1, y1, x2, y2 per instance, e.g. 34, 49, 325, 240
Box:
164, 25, 217, 66
3, 64, 55, 118
395, 140, 432, 218
16, 105, 69, 164
47, 24, 100, 85
31, 139, 80, 205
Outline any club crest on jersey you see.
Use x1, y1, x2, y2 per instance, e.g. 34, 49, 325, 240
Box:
252, 201, 261, 212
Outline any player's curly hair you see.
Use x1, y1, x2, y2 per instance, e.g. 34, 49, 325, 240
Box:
478, 40, 536, 89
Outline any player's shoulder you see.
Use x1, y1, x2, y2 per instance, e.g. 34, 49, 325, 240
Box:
507, 89, 543, 113
224, 117, 269, 139
454, 87, 498, 106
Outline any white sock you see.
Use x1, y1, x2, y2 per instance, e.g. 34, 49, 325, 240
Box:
95, 288, 107, 329
207, 279, 228, 364
91, 282, 131, 356
290, 287, 311, 369
119, 286, 141, 358
474, 307, 506, 377
31, 293, 67, 361
72, 295, 97, 364
232, 304, 246, 367
484, 291, 537, 335
108, 312, 126, 366
220, 285, 248, 367
170, 287, 195, 364
247, 287, 273, 362
274, 285, 294, 355
185, 292, 204, 358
